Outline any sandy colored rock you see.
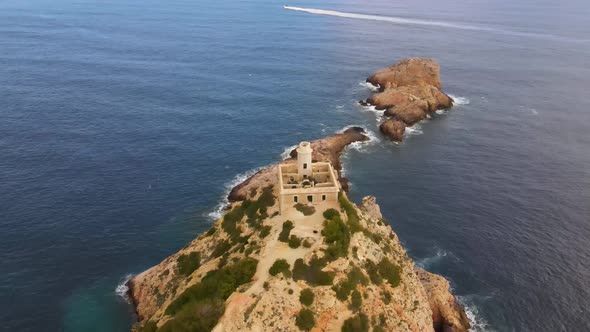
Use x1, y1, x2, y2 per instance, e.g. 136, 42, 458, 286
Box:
379, 119, 406, 142
366, 58, 454, 142
367, 58, 443, 90
416, 269, 470, 332
368, 85, 453, 111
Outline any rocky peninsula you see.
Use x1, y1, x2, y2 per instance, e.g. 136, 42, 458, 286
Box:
127, 126, 469, 332
362, 58, 454, 141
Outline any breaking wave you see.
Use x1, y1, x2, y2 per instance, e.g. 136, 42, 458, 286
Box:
206, 165, 267, 221
405, 124, 423, 136
457, 296, 495, 332
449, 94, 471, 105
416, 248, 449, 269
358, 81, 380, 91
283, 6, 589, 43
115, 274, 133, 301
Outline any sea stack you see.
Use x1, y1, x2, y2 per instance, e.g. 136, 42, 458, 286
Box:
365, 58, 454, 141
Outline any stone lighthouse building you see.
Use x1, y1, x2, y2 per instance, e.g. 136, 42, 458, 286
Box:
278, 142, 340, 214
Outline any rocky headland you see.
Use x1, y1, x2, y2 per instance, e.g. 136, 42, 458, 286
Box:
362, 58, 454, 142
127, 126, 470, 332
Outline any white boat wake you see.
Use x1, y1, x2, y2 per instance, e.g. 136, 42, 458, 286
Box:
283, 6, 588, 43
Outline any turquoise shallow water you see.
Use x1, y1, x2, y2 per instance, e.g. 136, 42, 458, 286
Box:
1, 0, 589, 331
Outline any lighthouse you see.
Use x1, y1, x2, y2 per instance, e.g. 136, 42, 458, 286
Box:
296, 141, 312, 178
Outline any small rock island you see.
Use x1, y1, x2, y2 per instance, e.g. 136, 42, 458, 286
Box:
127, 126, 470, 332
363, 58, 454, 142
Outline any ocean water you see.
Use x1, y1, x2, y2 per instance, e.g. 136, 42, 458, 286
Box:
1, 0, 589, 331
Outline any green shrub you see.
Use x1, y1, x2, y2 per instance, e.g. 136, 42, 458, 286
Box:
302, 238, 313, 248
294, 203, 316, 216
321, 216, 350, 261
332, 279, 354, 301
289, 235, 302, 248
278, 220, 294, 242
295, 308, 315, 331
166, 258, 258, 316
137, 320, 157, 332
382, 290, 392, 305
222, 205, 245, 237
159, 297, 225, 332
292, 258, 334, 286
205, 227, 216, 237
365, 260, 382, 285
269, 259, 291, 277
259, 225, 272, 238
350, 290, 362, 311
323, 208, 341, 220
338, 193, 362, 233
299, 288, 314, 306
212, 240, 232, 258
347, 266, 369, 286
176, 252, 201, 276
378, 258, 401, 287
341, 313, 369, 332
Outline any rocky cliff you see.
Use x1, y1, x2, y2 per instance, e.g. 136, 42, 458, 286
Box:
127, 130, 470, 332
364, 58, 454, 142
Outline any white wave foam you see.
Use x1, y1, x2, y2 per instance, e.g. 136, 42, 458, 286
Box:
358, 104, 385, 124
284, 6, 589, 43
416, 249, 448, 269
115, 274, 133, 301
405, 124, 423, 136
206, 166, 267, 221
280, 144, 298, 160
457, 296, 495, 332
449, 94, 470, 105
435, 109, 448, 115
346, 128, 381, 153
358, 81, 380, 91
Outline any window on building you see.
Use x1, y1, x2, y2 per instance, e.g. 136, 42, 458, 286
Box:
307, 195, 313, 202
322, 194, 326, 201
294, 196, 298, 203
303, 163, 308, 169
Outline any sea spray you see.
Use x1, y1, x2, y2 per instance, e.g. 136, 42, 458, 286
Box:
449, 94, 471, 105
115, 274, 134, 302
206, 165, 268, 221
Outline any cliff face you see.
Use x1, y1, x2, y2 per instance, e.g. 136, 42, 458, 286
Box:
127, 131, 470, 332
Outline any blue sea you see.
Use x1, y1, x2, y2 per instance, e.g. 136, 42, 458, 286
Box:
1, 0, 589, 331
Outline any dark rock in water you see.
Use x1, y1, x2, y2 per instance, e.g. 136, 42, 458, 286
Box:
379, 119, 406, 142
358, 99, 370, 107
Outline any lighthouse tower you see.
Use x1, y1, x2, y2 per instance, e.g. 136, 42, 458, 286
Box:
296, 141, 312, 178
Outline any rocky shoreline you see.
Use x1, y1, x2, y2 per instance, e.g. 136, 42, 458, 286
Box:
127, 59, 470, 332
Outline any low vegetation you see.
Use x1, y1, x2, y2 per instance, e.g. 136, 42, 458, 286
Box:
292, 257, 334, 286
176, 251, 201, 276
288, 235, 302, 248
350, 290, 362, 311
378, 257, 401, 287
160, 258, 258, 331
278, 220, 294, 242
299, 288, 314, 306
269, 259, 291, 277
295, 308, 316, 331
294, 203, 316, 216
259, 225, 272, 238
322, 213, 350, 261
341, 313, 370, 332
338, 192, 363, 233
